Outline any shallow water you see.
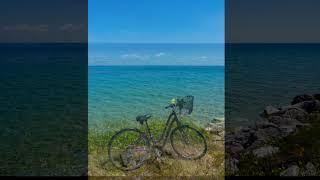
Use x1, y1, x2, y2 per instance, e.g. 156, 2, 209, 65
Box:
89, 65, 225, 128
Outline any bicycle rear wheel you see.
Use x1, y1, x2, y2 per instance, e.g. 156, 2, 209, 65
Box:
170, 125, 207, 160
108, 128, 151, 171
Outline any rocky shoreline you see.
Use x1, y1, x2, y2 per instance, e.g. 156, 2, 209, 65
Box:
205, 94, 320, 176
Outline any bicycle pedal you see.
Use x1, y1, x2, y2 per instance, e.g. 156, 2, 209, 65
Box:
155, 157, 164, 164
154, 142, 162, 148
155, 148, 163, 157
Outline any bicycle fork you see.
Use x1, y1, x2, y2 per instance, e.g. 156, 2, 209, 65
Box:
176, 120, 190, 145
179, 128, 190, 145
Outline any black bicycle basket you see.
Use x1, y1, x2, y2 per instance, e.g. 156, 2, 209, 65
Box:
176, 95, 194, 115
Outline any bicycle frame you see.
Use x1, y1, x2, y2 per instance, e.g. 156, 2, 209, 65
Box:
143, 109, 182, 149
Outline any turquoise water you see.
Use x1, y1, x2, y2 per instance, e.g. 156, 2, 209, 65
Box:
89, 44, 224, 129
89, 66, 224, 129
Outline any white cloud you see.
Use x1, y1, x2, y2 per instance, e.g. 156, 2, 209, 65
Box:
155, 52, 166, 57
60, 24, 84, 32
2, 23, 85, 32
3, 24, 48, 32
120, 54, 149, 60
196, 56, 209, 62
187, 56, 210, 62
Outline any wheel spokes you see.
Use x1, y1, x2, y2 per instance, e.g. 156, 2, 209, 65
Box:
109, 129, 150, 170
171, 126, 206, 159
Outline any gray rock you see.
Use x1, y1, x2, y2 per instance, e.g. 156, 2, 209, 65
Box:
281, 117, 306, 127
280, 165, 300, 176
205, 121, 224, 135
212, 117, 224, 122
264, 105, 280, 116
209, 122, 225, 128
302, 162, 317, 176
233, 128, 256, 148
302, 100, 320, 113
284, 100, 320, 114
281, 103, 306, 112
274, 117, 311, 137
225, 133, 236, 144
248, 139, 266, 150
268, 115, 285, 125
314, 94, 320, 101
240, 127, 251, 132
255, 119, 279, 129
278, 125, 297, 137
282, 107, 308, 122
226, 158, 239, 174
204, 126, 214, 132
252, 146, 279, 158
266, 114, 309, 137
218, 130, 225, 137
254, 127, 281, 142
291, 94, 314, 105
226, 142, 244, 155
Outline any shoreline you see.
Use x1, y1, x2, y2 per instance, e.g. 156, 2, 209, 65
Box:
221, 93, 320, 176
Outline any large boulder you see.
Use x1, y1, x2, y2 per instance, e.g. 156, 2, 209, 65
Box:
275, 117, 306, 137
254, 126, 281, 142
264, 105, 280, 116
301, 162, 317, 176
278, 125, 298, 137
301, 100, 320, 113
255, 119, 279, 129
204, 118, 225, 136
226, 142, 244, 156
267, 114, 308, 137
268, 115, 285, 125
283, 100, 320, 114
280, 165, 300, 176
313, 94, 320, 101
232, 127, 256, 148
282, 107, 309, 122
291, 94, 314, 105
252, 146, 279, 158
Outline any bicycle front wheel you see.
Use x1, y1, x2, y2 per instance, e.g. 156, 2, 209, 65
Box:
170, 125, 207, 160
108, 128, 151, 171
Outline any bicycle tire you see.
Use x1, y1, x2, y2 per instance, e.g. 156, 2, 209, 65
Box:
170, 125, 207, 160
108, 128, 151, 171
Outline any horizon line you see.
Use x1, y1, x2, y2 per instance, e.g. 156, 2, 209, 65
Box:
225, 42, 320, 44
2, 42, 320, 44
89, 42, 224, 44
88, 64, 225, 67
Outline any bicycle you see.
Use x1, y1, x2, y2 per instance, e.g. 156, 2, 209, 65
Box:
108, 95, 207, 171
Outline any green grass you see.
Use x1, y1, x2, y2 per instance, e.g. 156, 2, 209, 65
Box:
88, 117, 225, 177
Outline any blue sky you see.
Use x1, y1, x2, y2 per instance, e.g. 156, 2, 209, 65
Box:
89, 0, 224, 43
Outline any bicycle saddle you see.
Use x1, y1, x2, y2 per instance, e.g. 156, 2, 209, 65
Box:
136, 113, 152, 124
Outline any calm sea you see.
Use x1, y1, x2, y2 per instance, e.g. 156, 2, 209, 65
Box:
89, 44, 225, 128
0, 43, 87, 175
226, 44, 320, 126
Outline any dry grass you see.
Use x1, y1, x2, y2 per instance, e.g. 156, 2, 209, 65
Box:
88, 119, 224, 177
